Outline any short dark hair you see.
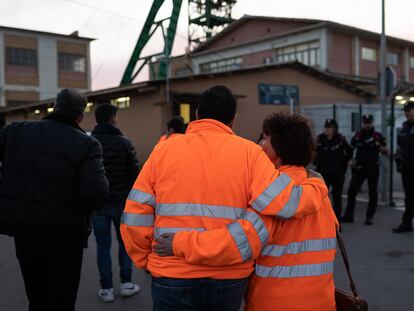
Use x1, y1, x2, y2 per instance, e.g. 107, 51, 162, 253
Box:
0, 114, 5, 129
197, 85, 237, 125
95, 103, 118, 124
54, 89, 87, 120
167, 116, 185, 133
262, 113, 315, 167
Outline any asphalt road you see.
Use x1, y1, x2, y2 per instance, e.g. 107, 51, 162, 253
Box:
1, 201, 413, 311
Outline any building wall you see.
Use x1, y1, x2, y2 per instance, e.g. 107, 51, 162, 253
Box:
329, 32, 353, 75
171, 67, 367, 142
205, 19, 314, 52
38, 37, 58, 100
0, 29, 91, 109
359, 39, 379, 78
192, 29, 322, 74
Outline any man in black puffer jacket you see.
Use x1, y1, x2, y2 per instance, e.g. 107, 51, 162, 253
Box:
91, 103, 140, 302
0, 89, 109, 311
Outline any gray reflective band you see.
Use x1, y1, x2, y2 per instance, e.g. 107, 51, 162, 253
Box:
261, 238, 337, 257
156, 203, 244, 220
252, 174, 292, 213
154, 227, 204, 237
276, 185, 303, 219
255, 262, 334, 278
227, 222, 253, 261
121, 213, 154, 227
242, 211, 269, 247
128, 189, 156, 207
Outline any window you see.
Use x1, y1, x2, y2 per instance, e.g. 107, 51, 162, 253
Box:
274, 41, 320, 67
200, 57, 242, 74
362, 47, 377, 61
58, 53, 86, 72
110, 97, 130, 109
6, 47, 37, 67
410, 57, 414, 69
387, 52, 399, 65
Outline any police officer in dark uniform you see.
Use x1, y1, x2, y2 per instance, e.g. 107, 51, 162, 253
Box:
342, 114, 389, 225
314, 119, 353, 220
393, 101, 414, 233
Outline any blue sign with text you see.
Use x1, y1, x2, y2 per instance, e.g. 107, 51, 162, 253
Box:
258, 83, 299, 105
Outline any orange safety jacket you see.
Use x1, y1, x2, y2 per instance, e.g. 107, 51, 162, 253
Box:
121, 119, 329, 280
172, 166, 338, 311
157, 133, 182, 144
157, 134, 167, 143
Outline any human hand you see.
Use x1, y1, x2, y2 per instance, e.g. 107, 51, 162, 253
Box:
153, 233, 175, 257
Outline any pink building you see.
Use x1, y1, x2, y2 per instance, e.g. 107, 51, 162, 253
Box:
170, 15, 414, 87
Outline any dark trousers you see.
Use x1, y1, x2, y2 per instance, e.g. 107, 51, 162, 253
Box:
92, 205, 132, 289
401, 167, 414, 227
151, 277, 249, 311
14, 235, 84, 311
320, 169, 345, 220
345, 165, 379, 220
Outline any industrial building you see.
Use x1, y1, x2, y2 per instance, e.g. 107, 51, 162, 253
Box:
0, 25, 93, 109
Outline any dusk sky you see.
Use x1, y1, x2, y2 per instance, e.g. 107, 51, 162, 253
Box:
1, 0, 413, 90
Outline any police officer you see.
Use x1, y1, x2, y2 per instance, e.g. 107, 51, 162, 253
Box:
314, 119, 353, 220
342, 114, 388, 225
393, 101, 414, 233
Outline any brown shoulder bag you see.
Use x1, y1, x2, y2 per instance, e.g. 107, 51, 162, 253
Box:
335, 231, 368, 311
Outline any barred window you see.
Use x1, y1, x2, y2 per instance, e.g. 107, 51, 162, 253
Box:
274, 41, 320, 67
58, 53, 86, 72
6, 47, 37, 67
200, 57, 242, 74
362, 47, 377, 61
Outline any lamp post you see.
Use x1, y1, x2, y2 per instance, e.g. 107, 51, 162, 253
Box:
379, 0, 388, 202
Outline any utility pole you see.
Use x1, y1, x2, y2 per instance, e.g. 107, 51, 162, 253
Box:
380, 0, 388, 203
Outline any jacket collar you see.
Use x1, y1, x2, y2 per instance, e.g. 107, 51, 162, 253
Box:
43, 113, 85, 133
92, 123, 123, 136
186, 119, 234, 135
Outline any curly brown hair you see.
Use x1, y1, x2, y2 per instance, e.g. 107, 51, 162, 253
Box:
262, 113, 315, 167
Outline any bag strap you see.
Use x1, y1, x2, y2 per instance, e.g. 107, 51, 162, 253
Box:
336, 231, 360, 297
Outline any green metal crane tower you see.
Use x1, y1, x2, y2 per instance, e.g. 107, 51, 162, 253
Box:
120, 0, 237, 85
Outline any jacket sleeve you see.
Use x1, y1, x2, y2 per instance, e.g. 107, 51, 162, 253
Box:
78, 139, 109, 210
120, 154, 155, 269
249, 148, 328, 219
173, 209, 276, 266
126, 139, 141, 187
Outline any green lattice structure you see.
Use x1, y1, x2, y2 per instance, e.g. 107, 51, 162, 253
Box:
120, 0, 237, 85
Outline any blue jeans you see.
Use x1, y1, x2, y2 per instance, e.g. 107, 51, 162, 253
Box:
92, 205, 132, 289
151, 277, 248, 311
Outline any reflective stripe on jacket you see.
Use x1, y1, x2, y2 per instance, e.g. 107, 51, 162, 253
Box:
121, 120, 328, 279
173, 166, 337, 310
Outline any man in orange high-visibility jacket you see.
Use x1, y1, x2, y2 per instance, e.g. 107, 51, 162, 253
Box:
121, 86, 329, 311
157, 116, 185, 144
155, 113, 338, 311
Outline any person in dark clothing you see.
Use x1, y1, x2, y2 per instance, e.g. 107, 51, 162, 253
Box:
314, 119, 353, 221
0, 114, 5, 130
0, 114, 5, 179
393, 101, 414, 233
158, 116, 185, 143
91, 103, 141, 302
342, 114, 388, 226
0, 89, 109, 311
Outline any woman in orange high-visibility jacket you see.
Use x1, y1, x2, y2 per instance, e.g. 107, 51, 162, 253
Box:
160, 113, 338, 311
121, 86, 328, 310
